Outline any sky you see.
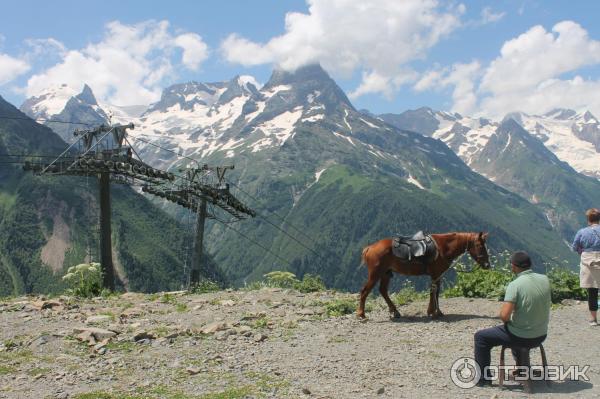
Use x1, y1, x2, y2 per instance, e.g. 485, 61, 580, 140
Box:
1, 0, 599, 118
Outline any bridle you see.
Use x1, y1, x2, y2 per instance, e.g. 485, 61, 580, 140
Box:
431, 235, 487, 287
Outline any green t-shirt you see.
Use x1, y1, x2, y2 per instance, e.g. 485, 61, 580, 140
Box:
504, 269, 551, 339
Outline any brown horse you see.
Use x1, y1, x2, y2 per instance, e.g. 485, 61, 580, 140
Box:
358, 232, 490, 319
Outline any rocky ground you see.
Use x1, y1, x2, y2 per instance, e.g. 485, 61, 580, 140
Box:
0, 289, 598, 399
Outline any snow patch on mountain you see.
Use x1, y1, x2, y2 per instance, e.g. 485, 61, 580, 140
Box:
252, 106, 303, 147
520, 113, 600, 177
22, 84, 79, 119
407, 174, 425, 190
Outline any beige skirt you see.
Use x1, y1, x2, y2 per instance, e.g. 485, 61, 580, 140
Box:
580, 251, 600, 288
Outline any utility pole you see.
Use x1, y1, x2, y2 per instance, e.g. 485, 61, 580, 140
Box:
98, 171, 115, 290
24, 122, 178, 291
188, 164, 235, 286
190, 198, 207, 285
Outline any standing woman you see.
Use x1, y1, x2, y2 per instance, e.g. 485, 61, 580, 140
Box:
572, 208, 600, 326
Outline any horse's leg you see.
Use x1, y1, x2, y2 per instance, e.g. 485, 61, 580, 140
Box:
427, 278, 435, 316
428, 276, 444, 319
433, 281, 444, 318
357, 270, 379, 319
379, 270, 401, 319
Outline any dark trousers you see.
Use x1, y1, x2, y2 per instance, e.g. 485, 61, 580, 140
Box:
474, 325, 546, 382
588, 288, 598, 311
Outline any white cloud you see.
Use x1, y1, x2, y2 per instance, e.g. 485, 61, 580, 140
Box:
480, 7, 506, 24
221, 0, 464, 98
479, 21, 600, 117
25, 38, 67, 58
174, 33, 209, 70
416, 21, 600, 118
24, 20, 209, 105
0, 53, 30, 86
414, 61, 480, 115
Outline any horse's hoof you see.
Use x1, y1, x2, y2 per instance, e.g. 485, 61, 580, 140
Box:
390, 311, 401, 320
431, 311, 444, 319
356, 312, 366, 320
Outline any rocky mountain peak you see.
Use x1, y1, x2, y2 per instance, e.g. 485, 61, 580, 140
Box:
75, 84, 98, 106
582, 110, 598, 123
261, 64, 354, 111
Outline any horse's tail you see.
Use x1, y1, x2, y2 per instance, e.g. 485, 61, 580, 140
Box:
361, 245, 370, 266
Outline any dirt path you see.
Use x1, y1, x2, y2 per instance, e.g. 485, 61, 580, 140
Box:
0, 291, 598, 398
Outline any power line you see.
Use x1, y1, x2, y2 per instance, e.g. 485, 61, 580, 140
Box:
131, 135, 322, 257
2, 116, 321, 261
213, 216, 294, 268
131, 136, 201, 167
0, 115, 98, 126
226, 179, 320, 247
254, 213, 321, 258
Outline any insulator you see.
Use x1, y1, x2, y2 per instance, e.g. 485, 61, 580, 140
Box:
132, 165, 140, 173
105, 161, 114, 169
139, 166, 147, 175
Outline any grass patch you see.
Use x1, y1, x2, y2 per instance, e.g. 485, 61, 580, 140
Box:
253, 315, 270, 329
0, 365, 16, 375
27, 366, 51, 376
390, 283, 428, 306
199, 386, 255, 399
72, 393, 147, 399
160, 293, 177, 304
320, 298, 369, 317
176, 303, 188, 313
106, 340, 136, 353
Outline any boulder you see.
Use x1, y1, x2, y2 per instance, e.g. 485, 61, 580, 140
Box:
73, 327, 117, 341
200, 321, 230, 334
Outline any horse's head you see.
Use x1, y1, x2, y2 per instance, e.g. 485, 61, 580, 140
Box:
467, 232, 490, 269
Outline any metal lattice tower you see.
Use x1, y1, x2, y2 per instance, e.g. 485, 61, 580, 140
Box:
24, 123, 254, 290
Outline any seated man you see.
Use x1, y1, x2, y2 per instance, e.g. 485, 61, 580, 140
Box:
474, 251, 551, 386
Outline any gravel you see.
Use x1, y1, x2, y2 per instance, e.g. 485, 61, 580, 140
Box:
0, 290, 598, 398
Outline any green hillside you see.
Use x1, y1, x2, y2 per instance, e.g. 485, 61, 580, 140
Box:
0, 96, 222, 296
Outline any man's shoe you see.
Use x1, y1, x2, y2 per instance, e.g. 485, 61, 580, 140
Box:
589, 319, 598, 327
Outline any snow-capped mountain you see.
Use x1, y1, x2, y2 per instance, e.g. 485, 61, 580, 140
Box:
19, 65, 578, 286
381, 107, 600, 243
20, 84, 79, 120
380, 107, 600, 179
519, 109, 600, 178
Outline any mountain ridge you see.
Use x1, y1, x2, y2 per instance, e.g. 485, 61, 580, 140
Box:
15, 65, 581, 290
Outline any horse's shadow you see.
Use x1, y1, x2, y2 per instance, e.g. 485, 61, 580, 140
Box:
376, 313, 497, 323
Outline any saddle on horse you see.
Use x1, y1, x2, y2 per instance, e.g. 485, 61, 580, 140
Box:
392, 231, 437, 261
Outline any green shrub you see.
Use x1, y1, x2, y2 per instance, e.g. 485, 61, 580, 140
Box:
190, 279, 221, 294
547, 267, 587, 303
391, 281, 428, 305
323, 298, 370, 317
259, 271, 327, 292
62, 262, 103, 298
294, 274, 326, 293
444, 256, 588, 304
264, 271, 298, 289
443, 263, 512, 301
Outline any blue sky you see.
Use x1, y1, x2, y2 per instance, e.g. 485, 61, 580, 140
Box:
1, 1, 599, 117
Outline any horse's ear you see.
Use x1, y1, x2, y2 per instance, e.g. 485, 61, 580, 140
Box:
480, 232, 489, 241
